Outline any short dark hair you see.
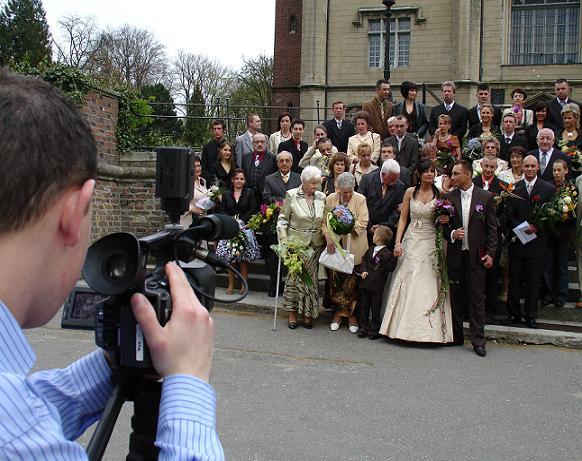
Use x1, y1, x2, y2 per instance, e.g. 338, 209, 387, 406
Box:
376, 79, 390, 89
291, 118, 305, 128
508, 146, 527, 158
555, 78, 569, 85
477, 83, 490, 92
0, 68, 97, 235
277, 112, 292, 128
533, 101, 550, 114
511, 87, 527, 99
400, 81, 418, 99
454, 159, 473, 176
246, 113, 260, 125
352, 110, 371, 127
329, 152, 349, 175
316, 137, 331, 149
212, 119, 226, 130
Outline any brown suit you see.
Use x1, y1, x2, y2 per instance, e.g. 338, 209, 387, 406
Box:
444, 186, 497, 347
362, 96, 393, 141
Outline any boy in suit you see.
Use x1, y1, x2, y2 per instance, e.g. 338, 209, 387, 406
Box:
357, 226, 398, 339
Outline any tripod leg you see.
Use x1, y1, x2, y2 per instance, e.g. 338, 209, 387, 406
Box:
87, 381, 126, 461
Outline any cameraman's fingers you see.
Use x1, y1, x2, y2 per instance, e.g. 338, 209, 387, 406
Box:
131, 293, 164, 344
164, 262, 206, 315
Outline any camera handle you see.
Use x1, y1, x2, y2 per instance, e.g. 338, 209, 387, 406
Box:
87, 371, 161, 461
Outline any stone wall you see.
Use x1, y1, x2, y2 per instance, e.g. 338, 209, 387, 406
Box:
81, 90, 167, 242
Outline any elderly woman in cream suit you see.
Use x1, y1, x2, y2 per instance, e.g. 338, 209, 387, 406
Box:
277, 166, 331, 329
322, 172, 369, 333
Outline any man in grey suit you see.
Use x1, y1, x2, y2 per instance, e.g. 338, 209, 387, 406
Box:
241, 133, 277, 205
235, 113, 262, 167
262, 151, 301, 296
385, 115, 419, 171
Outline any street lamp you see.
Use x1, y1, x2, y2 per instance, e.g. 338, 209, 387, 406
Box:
382, 0, 396, 81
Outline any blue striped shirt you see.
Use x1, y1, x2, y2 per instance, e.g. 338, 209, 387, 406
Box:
0, 301, 224, 460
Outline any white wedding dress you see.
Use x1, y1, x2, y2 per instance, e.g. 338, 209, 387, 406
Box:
379, 198, 453, 343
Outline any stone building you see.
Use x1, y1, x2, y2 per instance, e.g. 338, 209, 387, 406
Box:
272, 0, 581, 134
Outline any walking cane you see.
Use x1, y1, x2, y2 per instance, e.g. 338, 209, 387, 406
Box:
272, 256, 282, 331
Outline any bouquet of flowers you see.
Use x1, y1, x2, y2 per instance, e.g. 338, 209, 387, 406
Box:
247, 201, 284, 234
462, 137, 483, 162
558, 140, 582, 172
436, 150, 457, 175
493, 181, 523, 206
270, 240, 315, 288
216, 221, 261, 263
327, 205, 355, 235
316, 151, 332, 177
530, 185, 578, 231
429, 199, 456, 339
197, 183, 226, 211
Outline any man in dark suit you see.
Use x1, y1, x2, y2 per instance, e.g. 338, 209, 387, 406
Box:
473, 155, 506, 323
444, 160, 497, 357
277, 118, 308, 174
429, 81, 469, 141
548, 78, 580, 128
528, 128, 572, 182
323, 100, 356, 153
505, 155, 555, 328
380, 142, 411, 187
358, 159, 406, 245
362, 79, 393, 140
385, 115, 419, 171
261, 151, 302, 296
499, 113, 528, 161
241, 133, 277, 205
201, 119, 226, 181
235, 113, 262, 167
468, 83, 503, 129
263, 151, 301, 204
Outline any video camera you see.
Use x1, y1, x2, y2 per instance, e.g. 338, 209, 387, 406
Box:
62, 147, 239, 371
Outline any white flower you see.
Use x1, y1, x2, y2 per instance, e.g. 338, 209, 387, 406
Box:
564, 196, 572, 204
563, 205, 569, 213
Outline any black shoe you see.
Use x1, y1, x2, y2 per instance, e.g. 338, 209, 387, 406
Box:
288, 322, 298, 330
473, 345, 487, 357
524, 318, 538, 329
554, 300, 565, 308
368, 333, 381, 340
357, 330, 368, 338
540, 298, 552, 306
504, 315, 522, 325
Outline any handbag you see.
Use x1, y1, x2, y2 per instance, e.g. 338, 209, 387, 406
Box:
318, 234, 355, 274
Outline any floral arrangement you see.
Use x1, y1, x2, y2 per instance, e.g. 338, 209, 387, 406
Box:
316, 151, 332, 177
429, 199, 456, 339
493, 181, 523, 206
247, 201, 284, 234
197, 183, 226, 211
474, 203, 485, 221
558, 140, 582, 172
462, 137, 483, 162
327, 205, 355, 235
226, 231, 247, 258
530, 184, 578, 231
436, 150, 457, 175
270, 240, 315, 288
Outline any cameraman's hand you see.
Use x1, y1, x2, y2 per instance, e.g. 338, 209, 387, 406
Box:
131, 262, 214, 383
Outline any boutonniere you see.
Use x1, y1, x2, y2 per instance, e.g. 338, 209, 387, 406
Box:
474, 203, 485, 221
531, 194, 541, 203
372, 254, 381, 270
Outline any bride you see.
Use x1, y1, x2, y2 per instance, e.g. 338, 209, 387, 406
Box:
379, 159, 453, 342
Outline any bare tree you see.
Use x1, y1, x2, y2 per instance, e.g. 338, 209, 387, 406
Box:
90, 25, 167, 88
171, 51, 231, 116
52, 15, 102, 70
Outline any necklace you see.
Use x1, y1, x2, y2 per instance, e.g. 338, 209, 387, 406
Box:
566, 130, 577, 137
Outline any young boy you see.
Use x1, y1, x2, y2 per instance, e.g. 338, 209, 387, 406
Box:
358, 225, 398, 339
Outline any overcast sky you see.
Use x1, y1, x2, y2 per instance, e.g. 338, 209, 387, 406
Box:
42, 0, 276, 70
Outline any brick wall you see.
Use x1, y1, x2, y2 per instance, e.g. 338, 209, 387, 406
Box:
272, 0, 302, 111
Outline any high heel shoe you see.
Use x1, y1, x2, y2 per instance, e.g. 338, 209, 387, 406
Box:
303, 316, 313, 329
288, 312, 298, 330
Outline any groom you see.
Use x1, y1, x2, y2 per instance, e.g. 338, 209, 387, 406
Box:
444, 160, 498, 357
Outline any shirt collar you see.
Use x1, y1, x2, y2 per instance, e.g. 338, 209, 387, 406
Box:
526, 176, 538, 188
461, 184, 474, 196
0, 301, 35, 375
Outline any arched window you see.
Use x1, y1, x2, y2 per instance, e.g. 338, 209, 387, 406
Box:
289, 15, 297, 34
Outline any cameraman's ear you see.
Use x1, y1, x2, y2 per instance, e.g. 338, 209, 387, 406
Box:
60, 179, 96, 247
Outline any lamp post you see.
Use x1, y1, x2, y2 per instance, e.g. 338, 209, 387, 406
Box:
382, 0, 396, 81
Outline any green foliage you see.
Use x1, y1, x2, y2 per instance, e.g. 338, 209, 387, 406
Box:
183, 85, 208, 147
0, 0, 52, 66
140, 83, 183, 141
115, 86, 154, 152
10, 61, 94, 105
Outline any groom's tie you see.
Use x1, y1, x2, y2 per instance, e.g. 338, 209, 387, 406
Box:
460, 189, 471, 250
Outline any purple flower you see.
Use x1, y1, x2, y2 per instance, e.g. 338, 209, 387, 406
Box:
475, 204, 484, 213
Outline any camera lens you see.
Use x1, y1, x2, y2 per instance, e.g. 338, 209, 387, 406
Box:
105, 255, 128, 280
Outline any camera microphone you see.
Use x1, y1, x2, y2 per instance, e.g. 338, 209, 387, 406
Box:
187, 214, 240, 241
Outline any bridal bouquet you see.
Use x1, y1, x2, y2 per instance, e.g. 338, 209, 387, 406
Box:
270, 240, 314, 288
429, 199, 456, 337
559, 140, 582, 172
247, 201, 284, 234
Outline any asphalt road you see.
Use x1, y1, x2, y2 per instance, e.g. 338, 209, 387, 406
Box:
28, 308, 582, 461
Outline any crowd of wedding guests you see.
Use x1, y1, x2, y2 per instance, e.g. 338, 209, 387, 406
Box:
184, 77, 581, 357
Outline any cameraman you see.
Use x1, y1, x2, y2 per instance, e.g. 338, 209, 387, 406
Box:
0, 69, 224, 459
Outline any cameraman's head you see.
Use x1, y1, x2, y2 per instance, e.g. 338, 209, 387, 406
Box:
0, 68, 97, 327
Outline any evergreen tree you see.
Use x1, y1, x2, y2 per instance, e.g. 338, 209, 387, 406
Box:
0, 0, 52, 66
140, 83, 182, 141
183, 85, 208, 147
